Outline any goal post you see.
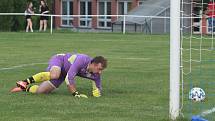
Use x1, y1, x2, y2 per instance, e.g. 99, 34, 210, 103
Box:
169, 0, 181, 120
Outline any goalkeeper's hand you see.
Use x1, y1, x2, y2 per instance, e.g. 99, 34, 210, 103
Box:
72, 91, 88, 98
92, 88, 101, 97
92, 81, 101, 97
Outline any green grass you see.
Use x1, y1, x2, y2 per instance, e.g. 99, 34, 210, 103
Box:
0, 32, 194, 121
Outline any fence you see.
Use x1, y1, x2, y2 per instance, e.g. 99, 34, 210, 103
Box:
0, 13, 171, 34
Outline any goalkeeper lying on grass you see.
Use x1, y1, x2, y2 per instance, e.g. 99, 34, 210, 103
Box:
10, 53, 107, 98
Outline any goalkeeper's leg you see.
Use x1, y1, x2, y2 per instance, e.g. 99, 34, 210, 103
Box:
17, 66, 61, 89
11, 54, 63, 93
26, 77, 64, 94
25, 81, 55, 94
16, 72, 51, 89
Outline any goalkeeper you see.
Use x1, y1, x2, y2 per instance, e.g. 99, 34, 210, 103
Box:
10, 53, 107, 98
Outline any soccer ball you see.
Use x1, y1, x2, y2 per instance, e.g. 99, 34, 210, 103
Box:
189, 87, 205, 102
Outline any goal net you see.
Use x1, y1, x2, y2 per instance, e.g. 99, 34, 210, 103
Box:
180, 0, 215, 120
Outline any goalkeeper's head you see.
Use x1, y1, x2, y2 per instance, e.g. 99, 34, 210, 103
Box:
89, 56, 107, 74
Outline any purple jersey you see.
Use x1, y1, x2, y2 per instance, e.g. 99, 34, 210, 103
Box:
47, 53, 102, 91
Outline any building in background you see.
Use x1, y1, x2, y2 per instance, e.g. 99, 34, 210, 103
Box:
53, 0, 210, 34
53, 0, 145, 30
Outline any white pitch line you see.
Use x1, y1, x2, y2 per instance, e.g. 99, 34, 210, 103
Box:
0, 62, 47, 71
200, 106, 215, 117
109, 57, 151, 60
0, 57, 150, 71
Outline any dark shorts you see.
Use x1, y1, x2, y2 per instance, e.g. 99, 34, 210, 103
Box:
46, 55, 66, 88
26, 15, 31, 20
40, 16, 48, 20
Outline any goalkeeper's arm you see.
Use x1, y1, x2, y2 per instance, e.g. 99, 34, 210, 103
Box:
67, 84, 88, 98
65, 55, 89, 98
65, 72, 88, 98
92, 81, 101, 97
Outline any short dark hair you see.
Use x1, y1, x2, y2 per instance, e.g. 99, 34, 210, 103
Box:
91, 56, 107, 69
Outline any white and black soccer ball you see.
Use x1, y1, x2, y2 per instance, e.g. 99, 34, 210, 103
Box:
189, 87, 206, 102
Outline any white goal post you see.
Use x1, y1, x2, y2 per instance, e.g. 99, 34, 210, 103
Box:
169, 0, 180, 120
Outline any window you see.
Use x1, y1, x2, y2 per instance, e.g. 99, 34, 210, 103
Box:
79, 1, 92, 27
99, 2, 105, 19
62, 1, 67, 15
118, 1, 132, 15
118, 2, 124, 15
127, 2, 132, 12
107, 2, 111, 19
139, 0, 147, 6
138, 1, 143, 6
80, 2, 86, 16
70, 2, 73, 15
98, 1, 111, 28
61, 0, 73, 26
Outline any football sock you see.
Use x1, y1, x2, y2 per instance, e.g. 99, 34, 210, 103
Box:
23, 72, 50, 84
26, 85, 39, 93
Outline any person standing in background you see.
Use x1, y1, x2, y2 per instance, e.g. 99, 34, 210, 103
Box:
25, 2, 34, 32
39, 0, 49, 32
206, 0, 215, 33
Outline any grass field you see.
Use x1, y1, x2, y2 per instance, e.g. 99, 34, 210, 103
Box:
0, 32, 202, 121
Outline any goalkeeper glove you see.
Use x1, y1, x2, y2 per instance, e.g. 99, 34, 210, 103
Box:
72, 91, 88, 98
92, 81, 101, 97
92, 88, 101, 97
